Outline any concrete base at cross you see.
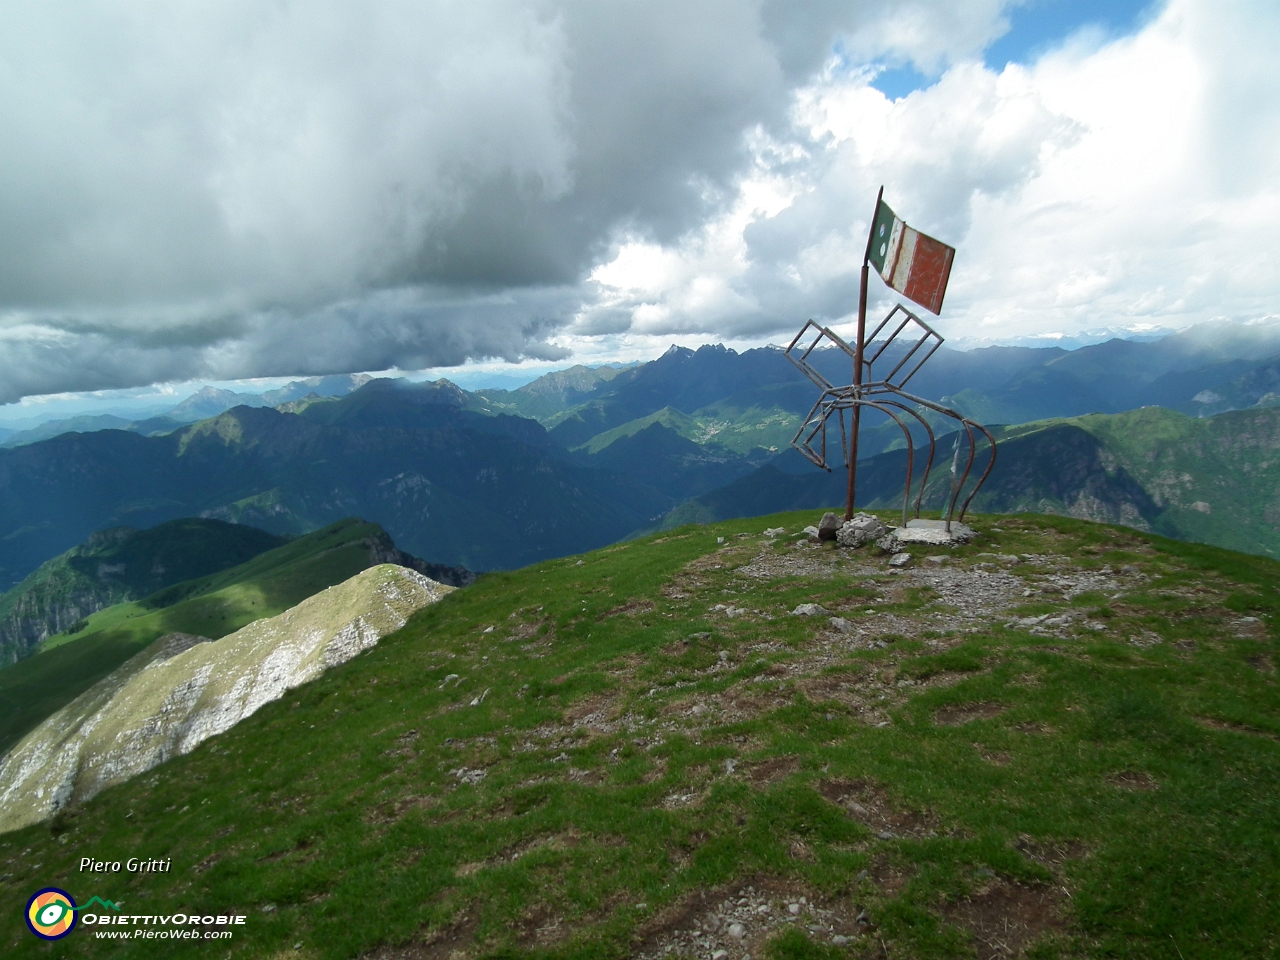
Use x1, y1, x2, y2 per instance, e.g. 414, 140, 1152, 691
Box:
891, 518, 976, 545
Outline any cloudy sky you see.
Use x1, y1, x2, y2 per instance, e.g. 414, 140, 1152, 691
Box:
1, 0, 1276, 403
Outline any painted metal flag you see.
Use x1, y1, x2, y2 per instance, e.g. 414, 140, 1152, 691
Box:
866, 199, 955, 315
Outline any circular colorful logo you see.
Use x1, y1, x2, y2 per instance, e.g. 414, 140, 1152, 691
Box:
26, 887, 77, 940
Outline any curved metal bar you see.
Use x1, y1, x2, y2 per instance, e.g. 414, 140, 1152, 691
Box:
877, 399, 937, 519
879, 388, 998, 522
946, 419, 978, 529
957, 421, 998, 521
851, 398, 915, 525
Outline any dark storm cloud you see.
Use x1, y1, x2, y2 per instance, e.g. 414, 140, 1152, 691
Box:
0, 1, 1014, 399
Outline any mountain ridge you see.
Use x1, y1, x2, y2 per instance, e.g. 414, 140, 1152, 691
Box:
0, 517, 467, 758
0, 563, 453, 833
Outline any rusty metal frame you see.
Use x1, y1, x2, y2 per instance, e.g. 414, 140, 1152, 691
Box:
784, 309, 996, 531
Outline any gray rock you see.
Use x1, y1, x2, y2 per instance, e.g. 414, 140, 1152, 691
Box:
875, 533, 901, 553
728, 922, 747, 939
802, 525, 820, 538
828, 617, 855, 634
763, 526, 786, 537
888, 552, 912, 568
817, 512, 843, 541
836, 513, 887, 548
792, 603, 830, 617
893, 518, 976, 545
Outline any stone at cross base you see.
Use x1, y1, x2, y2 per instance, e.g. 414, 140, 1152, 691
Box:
835, 513, 888, 549
817, 512, 843, 541
894, 518, 976, 545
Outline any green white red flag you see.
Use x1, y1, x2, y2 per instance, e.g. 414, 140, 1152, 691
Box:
866, 199, 955, 315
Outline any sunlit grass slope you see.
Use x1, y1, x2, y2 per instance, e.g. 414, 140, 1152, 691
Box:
1, 512, 1278, 959
0, 518, 394, 757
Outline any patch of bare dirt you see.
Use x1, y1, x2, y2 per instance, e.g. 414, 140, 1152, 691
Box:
935, 702, 1008, 726
942, 881, 1066, 959
719, 688, 793, 724
1014, 722, 1053, 734
1248, 654, 1275, 673
1231, 616, 1268, 639
783, 669, 895, 726
1195, 716, 1280, 741
817, 778, 938, 839
257, 837, 314, 864
363, 794, 436, 825
506, 617, 547, 642
746, 755, 800, 784
192, 852, 222, 873
598, 599, 655, 620
640, 758, 668, 784
382, 728, 421, 760
795, 671, 865, 704
974, 745, 1011, 766
360, 909, 479, 960
1012, 835, 1088, 870
1107, 771, 1158, 791
736, 545, 842, 581
563, 692, 623, 726
454, 831, 583, 879
863, 852, 915, 896
633, 875, 870, 960
513, 901, 573, 947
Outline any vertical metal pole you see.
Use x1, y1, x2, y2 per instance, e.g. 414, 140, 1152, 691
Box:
846, 185, 882, 521
846, 264, 867, 520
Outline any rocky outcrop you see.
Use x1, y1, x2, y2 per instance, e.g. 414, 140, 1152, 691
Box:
0, 528, 136, 663
362, 531, 475, 587
0, 564, 453, 833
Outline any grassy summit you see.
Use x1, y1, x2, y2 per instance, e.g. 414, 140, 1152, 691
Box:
1, 512, 1277, 958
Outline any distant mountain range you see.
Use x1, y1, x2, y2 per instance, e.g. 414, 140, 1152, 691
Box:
663, 406, 1280, 560
0, 373, 372, 449
0, 317, 1277, 590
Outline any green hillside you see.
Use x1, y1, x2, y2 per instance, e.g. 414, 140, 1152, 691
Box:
0, 519, 416, 758
2, 512, 1277, 957
0, 518, 287, 666
999, 406, 1280, 556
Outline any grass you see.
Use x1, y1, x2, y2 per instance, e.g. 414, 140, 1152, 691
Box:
0, 511, 1277, 958
0, 519, 393, 757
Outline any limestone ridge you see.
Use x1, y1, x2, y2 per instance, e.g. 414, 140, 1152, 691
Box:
0, 564, 453, 833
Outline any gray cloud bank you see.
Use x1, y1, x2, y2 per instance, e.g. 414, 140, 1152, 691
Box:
0, 0, 1019, 401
